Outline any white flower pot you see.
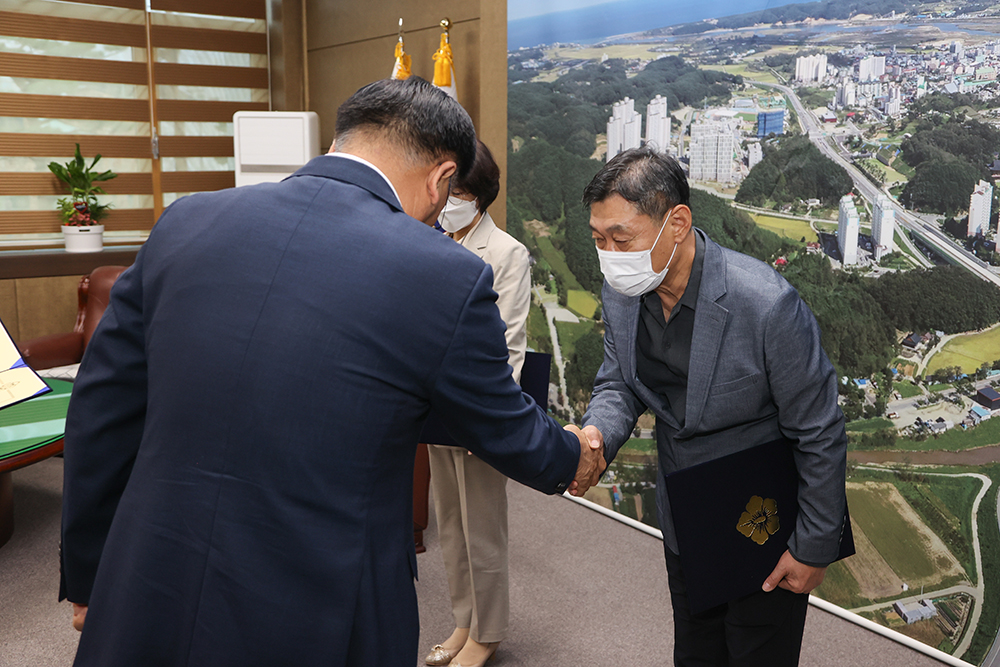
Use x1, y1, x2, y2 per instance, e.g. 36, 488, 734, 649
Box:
62, 224, 104, 253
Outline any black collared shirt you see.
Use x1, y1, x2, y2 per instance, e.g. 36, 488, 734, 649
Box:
636, 232, 705, 427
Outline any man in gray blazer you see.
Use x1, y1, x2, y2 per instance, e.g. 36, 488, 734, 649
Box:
578, 147, 847, 666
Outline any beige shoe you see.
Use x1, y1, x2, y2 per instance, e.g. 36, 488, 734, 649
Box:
425, 644, 461, 666
447, 642, 498, 667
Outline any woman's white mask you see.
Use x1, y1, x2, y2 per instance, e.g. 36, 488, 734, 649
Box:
438, 196, 480, 233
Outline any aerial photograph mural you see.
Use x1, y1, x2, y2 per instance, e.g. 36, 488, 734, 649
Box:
505, 0, 1000, 664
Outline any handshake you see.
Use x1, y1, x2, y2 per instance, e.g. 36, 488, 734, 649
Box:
563, 425, 606, 497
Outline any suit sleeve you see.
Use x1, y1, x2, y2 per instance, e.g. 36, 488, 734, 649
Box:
581, 287, 647, 465
60, 258, 149, 604
430, 265, 578, 494
490, 241, 530, 383
765, 288, 848, 566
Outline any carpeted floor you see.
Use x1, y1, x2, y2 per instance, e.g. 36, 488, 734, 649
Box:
0, 458, 949, 666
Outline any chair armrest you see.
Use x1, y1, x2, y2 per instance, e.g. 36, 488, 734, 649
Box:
18, 332, 85, 371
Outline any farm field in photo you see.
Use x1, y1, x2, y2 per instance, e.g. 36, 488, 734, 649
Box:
927, 326, 1000, 375
845, 482, 965, 586
748, 213, 817, 242
567, 289, 598, 318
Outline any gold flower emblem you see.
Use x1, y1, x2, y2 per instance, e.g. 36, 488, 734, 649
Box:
736, 495, 780, 545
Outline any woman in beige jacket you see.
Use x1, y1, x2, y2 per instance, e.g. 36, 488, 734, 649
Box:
424, 140, 531, 667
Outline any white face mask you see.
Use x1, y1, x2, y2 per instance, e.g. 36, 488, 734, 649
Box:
596, 209, 678, 297
438, 196, 480, 233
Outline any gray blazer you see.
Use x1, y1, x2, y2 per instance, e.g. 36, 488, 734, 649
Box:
582, 230, 847, 565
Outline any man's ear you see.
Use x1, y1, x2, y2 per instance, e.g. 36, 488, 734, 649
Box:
426, 160, 458, 208
670, 205, 693, 243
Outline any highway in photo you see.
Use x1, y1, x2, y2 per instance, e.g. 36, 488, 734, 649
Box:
753, 80, 1000, 288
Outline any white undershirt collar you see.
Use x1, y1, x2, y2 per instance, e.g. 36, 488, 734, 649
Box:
326, 152, 402, 207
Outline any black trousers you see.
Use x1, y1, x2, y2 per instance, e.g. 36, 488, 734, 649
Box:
664, 546, 809, 667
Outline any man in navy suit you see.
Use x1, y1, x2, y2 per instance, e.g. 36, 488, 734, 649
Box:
59, 76, 604, 666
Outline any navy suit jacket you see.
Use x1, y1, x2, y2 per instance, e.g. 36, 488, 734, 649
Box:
60, 156, 579, 666
583, 231, 847, 565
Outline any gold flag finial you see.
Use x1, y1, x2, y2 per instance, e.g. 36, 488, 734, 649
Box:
433, 17, 456, 98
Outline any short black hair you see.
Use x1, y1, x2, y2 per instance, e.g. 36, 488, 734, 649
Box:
455, 139, 500, 213
335, 76, 477, 179
582, 146, 690, 223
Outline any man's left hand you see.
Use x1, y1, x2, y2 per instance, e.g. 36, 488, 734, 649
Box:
762, 550, 826, 594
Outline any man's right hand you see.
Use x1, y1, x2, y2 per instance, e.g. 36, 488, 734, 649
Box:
564, 425, 605, 496
72, 603, 87, 631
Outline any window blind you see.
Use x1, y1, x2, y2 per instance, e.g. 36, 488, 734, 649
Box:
0, 0, 268, 246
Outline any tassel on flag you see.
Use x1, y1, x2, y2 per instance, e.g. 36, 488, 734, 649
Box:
433, 18, 456, 99
391, 18, 411, 80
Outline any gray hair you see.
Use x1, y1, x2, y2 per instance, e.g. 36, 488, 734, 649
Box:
582, 146, 690, 224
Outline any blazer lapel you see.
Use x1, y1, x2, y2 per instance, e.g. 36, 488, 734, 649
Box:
678, 234, 729, 438
460, 212, 495, 258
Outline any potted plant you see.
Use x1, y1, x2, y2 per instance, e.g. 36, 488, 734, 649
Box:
48, 144, 117, 253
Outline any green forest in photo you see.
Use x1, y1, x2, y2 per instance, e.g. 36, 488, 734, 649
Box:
507, 10, 1000, 660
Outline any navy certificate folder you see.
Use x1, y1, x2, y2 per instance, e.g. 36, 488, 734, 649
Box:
664, 437, 854, 613
419, 351, 551, 447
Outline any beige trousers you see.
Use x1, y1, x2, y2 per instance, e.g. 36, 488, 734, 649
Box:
428, 444, 509, 643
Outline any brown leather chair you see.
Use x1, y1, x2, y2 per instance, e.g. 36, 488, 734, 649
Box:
18, 265, 128, 371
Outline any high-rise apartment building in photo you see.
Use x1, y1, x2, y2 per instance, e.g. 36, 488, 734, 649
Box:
968, 179, 994, 237
748, 142, 763, 170
835, 78, 856, 108
606, 97, 642, 162
859, 55, 886, 82
689, 121, 737, 183
838, 194, 860, 266
871, 194, 895, 261
645, 94, 670, 154
795, 54, 828, 83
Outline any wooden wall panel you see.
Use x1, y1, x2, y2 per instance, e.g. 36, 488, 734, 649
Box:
0, 281, 19, 343
14, 276, 82, 342
307, 20, 481, 150
303, 0, 506, 227
306, 1, 478, 52
266, 0, 306, 111
478, 0, 507, 229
